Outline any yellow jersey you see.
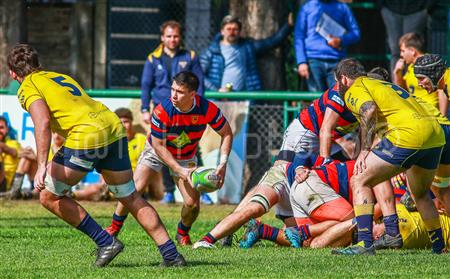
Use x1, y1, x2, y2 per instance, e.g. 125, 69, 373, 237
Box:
345, 77, 445, 149
404, 63, 439, 108
397, 204, 450, 249
1, 138, 21, 189
128, 133, 146, 171
442, 68, 450, 100
17, 71, 125, 149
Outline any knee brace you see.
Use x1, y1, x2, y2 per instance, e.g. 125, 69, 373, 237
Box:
249, 193, 271, 213
44, 175, 72, 196
108, 180, 136, 198
432, 176, 450, 189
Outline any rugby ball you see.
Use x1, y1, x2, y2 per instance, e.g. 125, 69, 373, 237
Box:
190, 167, 220, 193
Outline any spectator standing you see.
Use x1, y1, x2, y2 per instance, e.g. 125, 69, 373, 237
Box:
295, 0, 360, 92
378, 0, 435, 73
201, 15, 292, 93
140, 20, 206, 204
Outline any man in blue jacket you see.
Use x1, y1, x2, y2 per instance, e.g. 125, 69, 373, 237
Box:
140, 20, 209, 204
201, 15, 292, 92
295, 0, 360, 92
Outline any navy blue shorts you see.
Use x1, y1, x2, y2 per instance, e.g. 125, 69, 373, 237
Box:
440, 124, 450, 164
52, 137, 131, 172
372, 138, 443, 170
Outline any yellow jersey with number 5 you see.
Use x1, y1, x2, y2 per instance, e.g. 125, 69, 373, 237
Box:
17, 71, 125, 149
344, 77, 444, 149
404, 63, 439, 108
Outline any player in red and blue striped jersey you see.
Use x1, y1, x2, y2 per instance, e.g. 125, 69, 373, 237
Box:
106, 72, 233, 246
277, 84, 358, 164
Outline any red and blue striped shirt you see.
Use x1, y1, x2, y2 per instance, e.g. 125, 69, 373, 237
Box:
299, 84, 357, 140
150, 95, 227, 159
286, 153, 355, 203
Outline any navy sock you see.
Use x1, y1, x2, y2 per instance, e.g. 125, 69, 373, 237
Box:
299, 225, 311, 240
429, 228, 445, 253
77, 214, 113, 247
113, 213, 128, 222
383, 214, 399, 237
356, 214, 373, 248
177, 221, 191, 236
202, 233, 217, 244
158, 239, 179, 261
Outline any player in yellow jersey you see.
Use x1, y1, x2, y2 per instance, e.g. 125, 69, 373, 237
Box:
7, 44, 186, 267
332, 58, 446, 255
414, 54, 450, 217
393, 33, 448, 115
373, 204, 450, 250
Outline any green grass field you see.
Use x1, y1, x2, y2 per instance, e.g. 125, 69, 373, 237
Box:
0, 200, 449, 278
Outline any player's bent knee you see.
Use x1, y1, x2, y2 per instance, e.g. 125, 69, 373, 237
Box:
44, 175, 72, 197
432, 176, 450, 189
249, 193, 271, 213
108, 180, 136, 198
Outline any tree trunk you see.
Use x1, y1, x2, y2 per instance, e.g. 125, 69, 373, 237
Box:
229, 0, 288, 90
0, 0, 26, 88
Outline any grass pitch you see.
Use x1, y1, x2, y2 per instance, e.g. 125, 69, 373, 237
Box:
0, 200, 449, 278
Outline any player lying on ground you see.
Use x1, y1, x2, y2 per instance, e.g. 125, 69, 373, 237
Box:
105, 71, 233, 246
333, 58, 446, 255
8, 44, 186, 267
239, 154, 397, 249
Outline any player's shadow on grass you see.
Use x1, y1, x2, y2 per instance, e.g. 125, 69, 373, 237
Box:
112, 260, 229, 268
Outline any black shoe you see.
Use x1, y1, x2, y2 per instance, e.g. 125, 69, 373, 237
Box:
373, 234, 403, 250
161, 254, 187, 267
93, 237, 124, 267
220, 234, 234, 247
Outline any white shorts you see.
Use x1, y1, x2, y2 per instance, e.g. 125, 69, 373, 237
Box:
137, 141, 197, 176
278, 119, 344, 161
256, 163, 293, 218
289, 172, 341, 219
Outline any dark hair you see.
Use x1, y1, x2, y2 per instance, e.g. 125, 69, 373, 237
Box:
7, 44, 42, 78
160, 20, 182, 36
399, 32, 424, 53
114, 107, 133, 121
0, 116, 8, 127
335, 58, 366, 80
221, 15, 242, 30
173, 71, 199, 91
414, 54, 447, 87
368, 67, 390, 82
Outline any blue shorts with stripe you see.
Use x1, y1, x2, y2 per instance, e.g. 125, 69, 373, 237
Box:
372, 138, 443, 170
52, 137, 131, 172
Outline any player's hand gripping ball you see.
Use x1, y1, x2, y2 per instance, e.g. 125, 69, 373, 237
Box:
190, 167, 221, 193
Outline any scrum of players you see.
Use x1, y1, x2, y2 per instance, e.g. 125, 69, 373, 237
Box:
5, 30, 449, 269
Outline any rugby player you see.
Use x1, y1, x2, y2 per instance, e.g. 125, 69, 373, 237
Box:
393, 33, 448, 115
105, 71, 233, 246
413, 54, 450, 216
7, 44, 185, 267
276, 83, 358, 164
333, 58, 446, 255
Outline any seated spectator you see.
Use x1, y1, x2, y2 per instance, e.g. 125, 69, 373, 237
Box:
295, 0, 360, 92
0, 116, 21, 193
201, 15, 292, 93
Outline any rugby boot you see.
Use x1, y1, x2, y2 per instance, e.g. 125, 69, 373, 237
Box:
176, 233, 193, 246
220, 233, 234, 247
193, 240, 215, 249
331, 241, 375, 256
93, 237, 124, 267
160, 192, 175, 204
161, 254, 187, 267
239, 219, 261, 249
284, 227, 304, 248
373, 234, 403, 250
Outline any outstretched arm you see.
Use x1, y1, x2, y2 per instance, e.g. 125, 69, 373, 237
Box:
28, 100, 51, 190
